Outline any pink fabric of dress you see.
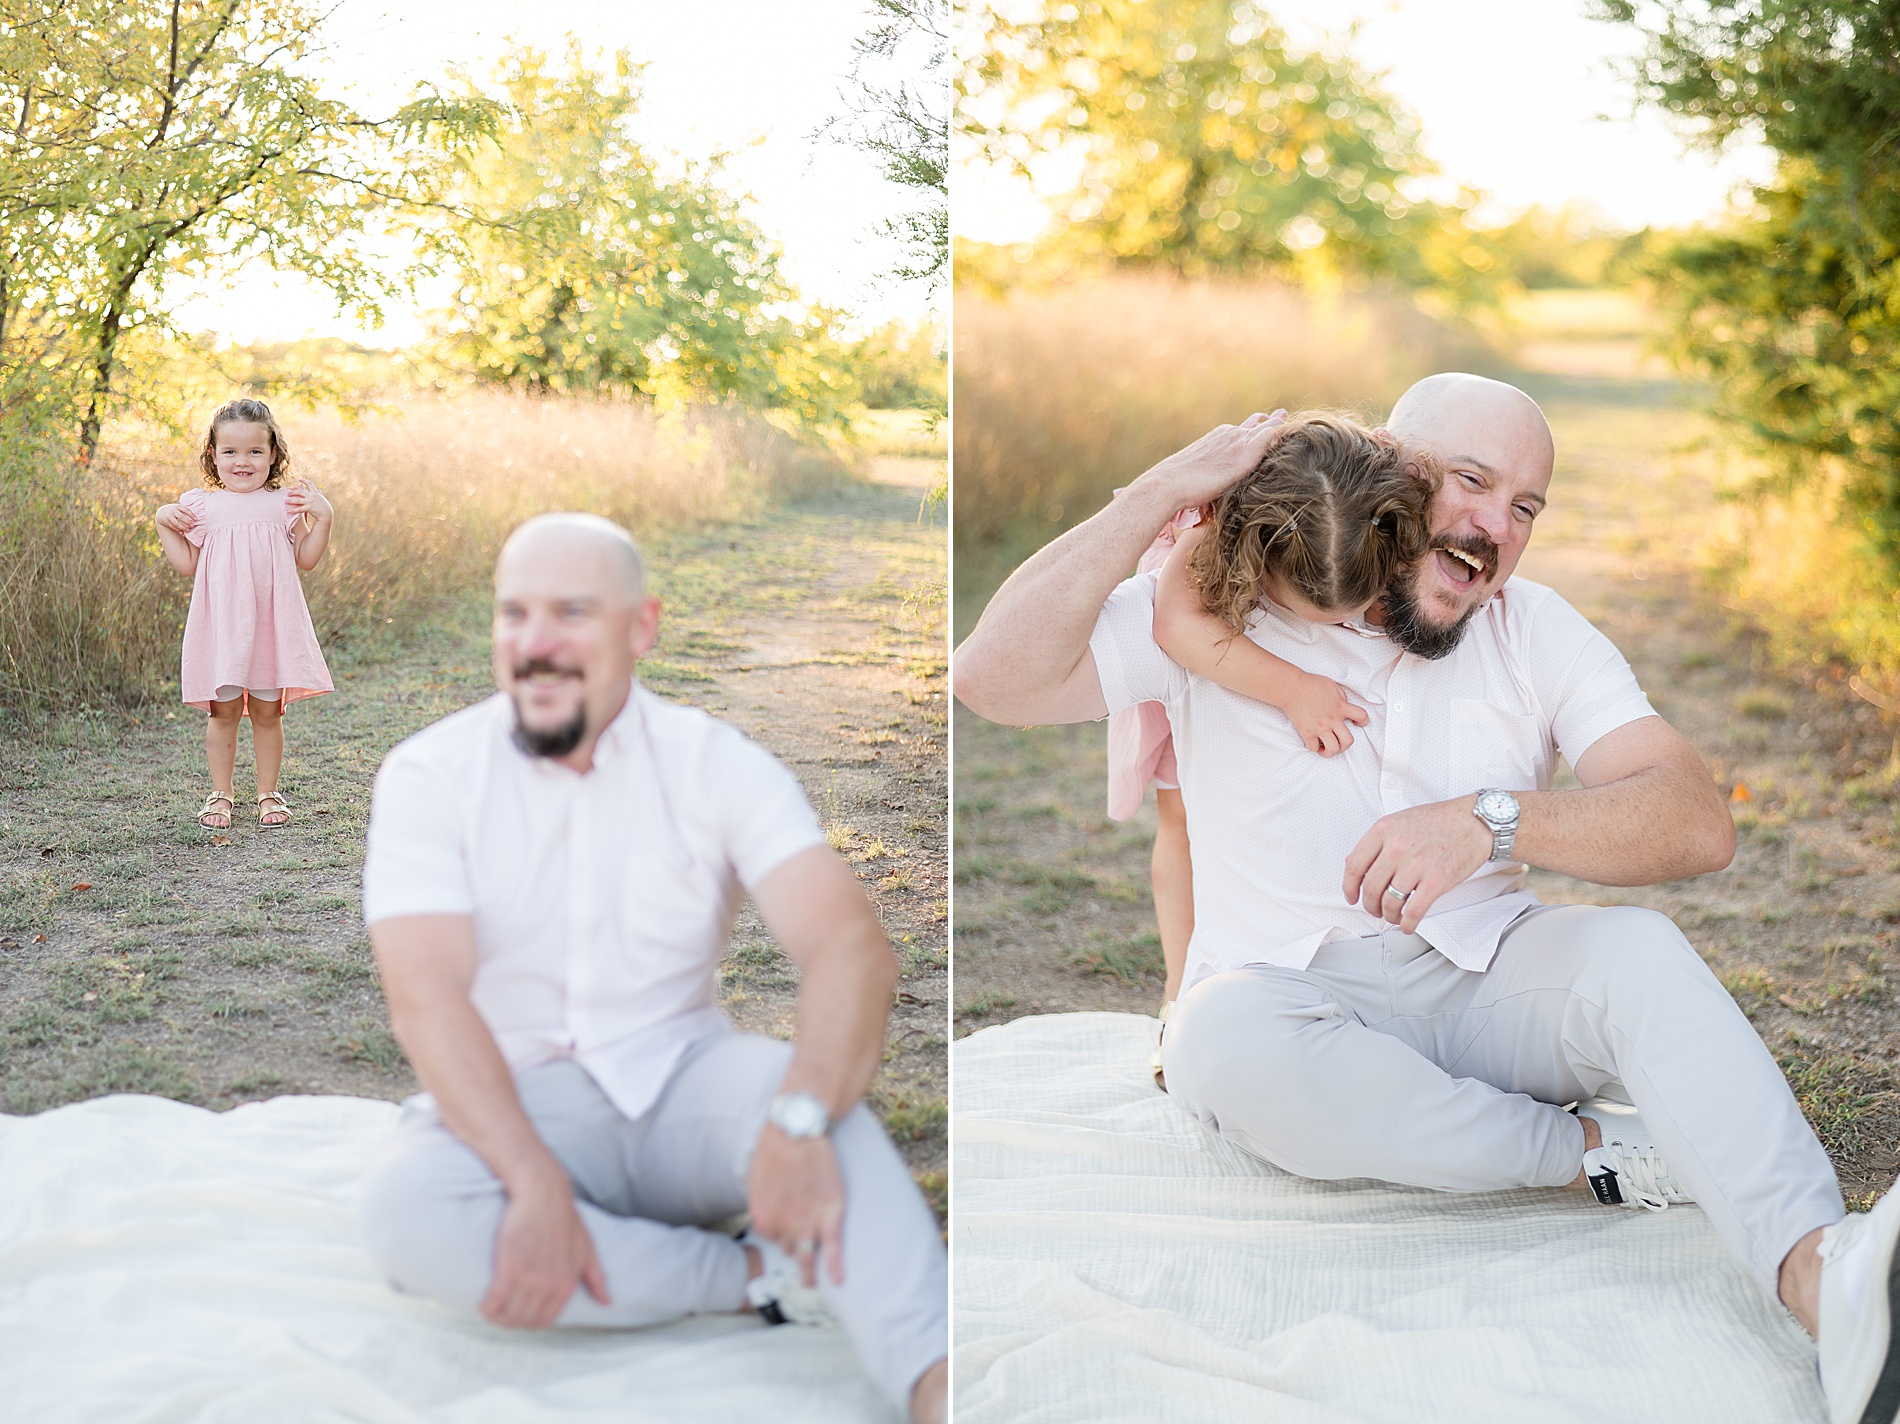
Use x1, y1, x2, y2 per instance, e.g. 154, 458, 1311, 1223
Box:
1105, 506, 1200, 821
177, 487, 334, 713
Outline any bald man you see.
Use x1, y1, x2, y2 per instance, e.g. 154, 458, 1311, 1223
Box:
955, 378, 1900, 1421
359, 514, 947, 1424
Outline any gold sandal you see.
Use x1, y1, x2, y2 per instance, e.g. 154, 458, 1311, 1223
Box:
256, 790, 291, 829
199, 791, 234, 830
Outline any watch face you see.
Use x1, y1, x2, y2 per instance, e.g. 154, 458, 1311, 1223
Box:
774, 1094, 829, 1137
1477, 790, 1517, 825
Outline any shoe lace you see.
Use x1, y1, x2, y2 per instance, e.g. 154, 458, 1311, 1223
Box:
1604, 1140, 1689, 1212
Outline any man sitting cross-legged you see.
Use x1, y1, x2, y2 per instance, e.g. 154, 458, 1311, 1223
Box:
955, 375, 1900, 1424
357, 513, 947, 1424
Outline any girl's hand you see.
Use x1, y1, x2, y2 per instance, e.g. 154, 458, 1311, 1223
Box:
155, 502, 195, 535
284, 479, 331, 523
1283, 673, 1370, 757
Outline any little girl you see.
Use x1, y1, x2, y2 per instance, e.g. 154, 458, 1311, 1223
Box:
1105, 413, 1435, 1069
154, 398, 335, 831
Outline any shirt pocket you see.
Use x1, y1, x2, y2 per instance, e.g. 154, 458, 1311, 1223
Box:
1448, 697, 1544, 796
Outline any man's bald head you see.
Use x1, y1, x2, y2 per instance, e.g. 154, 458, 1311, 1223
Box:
1387, 373, 1555, 481
497, 512, 647, 606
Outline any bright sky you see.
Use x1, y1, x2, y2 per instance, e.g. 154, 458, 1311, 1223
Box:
173, 0, 940, 347
954, 0, 1775, 245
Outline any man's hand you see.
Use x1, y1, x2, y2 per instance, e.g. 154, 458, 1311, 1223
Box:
479, 1170, 610, 1328
748, 1124, 846, 1288
1134, 410, 1287, 511
1342, 796, 1493, 933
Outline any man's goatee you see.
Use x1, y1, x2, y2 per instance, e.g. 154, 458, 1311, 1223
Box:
512, 706, 588, 758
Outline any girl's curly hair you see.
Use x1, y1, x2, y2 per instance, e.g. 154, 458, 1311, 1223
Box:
1188, 413, 1437, 633
199, 397, 291, 490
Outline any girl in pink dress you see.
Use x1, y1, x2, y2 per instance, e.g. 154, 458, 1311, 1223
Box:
154, 399, 335, 831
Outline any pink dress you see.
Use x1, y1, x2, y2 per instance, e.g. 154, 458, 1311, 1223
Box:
177, 487, 333, 713
1105, 506, 1200, 820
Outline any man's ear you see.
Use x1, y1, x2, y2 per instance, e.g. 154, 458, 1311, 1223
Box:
629, 596, 663, 659
1372, 426, 1398, 450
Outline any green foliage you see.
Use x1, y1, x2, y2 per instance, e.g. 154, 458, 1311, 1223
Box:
1464, 204, 1643, 290
430, 44, 853, 427
1600, 1, 1900, 555
820, 0, 948, 286
959, 0, 1486, 292
0, 0, 496, 457
848, 320, 947, 411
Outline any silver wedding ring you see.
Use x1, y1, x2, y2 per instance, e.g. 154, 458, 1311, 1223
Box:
1385, 886, 1413, 902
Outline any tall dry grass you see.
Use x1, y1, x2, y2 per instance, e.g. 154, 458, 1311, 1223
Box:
953, 274, 1498, 631
0, 393, 843, 712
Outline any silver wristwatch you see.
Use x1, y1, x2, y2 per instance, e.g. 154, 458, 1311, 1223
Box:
1473, 788, 1520, 862
767, 1091, 832, 1140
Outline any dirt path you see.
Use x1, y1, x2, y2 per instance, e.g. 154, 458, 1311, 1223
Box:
0, 471, 947, 1202
952, 313, 1900, 1202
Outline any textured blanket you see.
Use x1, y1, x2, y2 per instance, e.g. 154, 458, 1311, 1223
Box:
0, 1093, 891, 1423
953, 1012, 1825, 1423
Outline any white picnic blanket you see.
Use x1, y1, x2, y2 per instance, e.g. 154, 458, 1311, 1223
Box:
0, 1093, 891, 1423
953, 1012, 1826, 1423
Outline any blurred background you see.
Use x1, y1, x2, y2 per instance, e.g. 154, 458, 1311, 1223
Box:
0, 0, 949, 710
951, 0, 1900, 1198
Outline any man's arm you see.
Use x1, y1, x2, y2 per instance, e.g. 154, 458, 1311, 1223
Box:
744, 844, 900, 1287
954, 415, 1287, 727
1343, 715, 1737, 932
371, 913, 609, 1327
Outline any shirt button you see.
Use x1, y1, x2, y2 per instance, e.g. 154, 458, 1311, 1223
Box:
1393, 700, 1406, 712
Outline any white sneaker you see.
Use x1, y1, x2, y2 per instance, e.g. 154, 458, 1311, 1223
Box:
1819, 1181, 1900, 1424
739, 1231, 834, 1327
1575, 1098, 1692, 1212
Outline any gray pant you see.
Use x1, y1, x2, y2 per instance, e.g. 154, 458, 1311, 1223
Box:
1162, 903, 1845, 1293
358, 1031, 947, 1411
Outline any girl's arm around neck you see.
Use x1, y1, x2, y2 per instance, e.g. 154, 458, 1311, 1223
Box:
1151, 526, 1368, 757
154, 503, 198, 577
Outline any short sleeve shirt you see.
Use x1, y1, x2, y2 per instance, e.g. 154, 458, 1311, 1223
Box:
363, 685, 827, 1120
1089, 573, 1656, 987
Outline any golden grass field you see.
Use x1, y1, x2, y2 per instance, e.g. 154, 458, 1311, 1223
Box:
0, 394, 857, 713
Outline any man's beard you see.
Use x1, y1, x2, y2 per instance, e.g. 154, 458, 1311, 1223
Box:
1382, 535, 1498, 660
508, 660, 588, 757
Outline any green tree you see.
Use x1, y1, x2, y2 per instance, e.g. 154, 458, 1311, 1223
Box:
0, 0, 492, 459
822, 0, 948, 286
1598, 1, 1900, 554
430, 45, 851, 426
960, 0, 1478, 286
849, 318, 946, 410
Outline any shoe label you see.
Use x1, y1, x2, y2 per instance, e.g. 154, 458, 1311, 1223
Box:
1588, 1170, 1624, 1206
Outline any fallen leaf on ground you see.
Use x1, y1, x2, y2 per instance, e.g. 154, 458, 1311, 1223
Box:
0, 939, 17, 950
210, 835, 233, 847
33, 934, 46, 943
70, 882, 92, 892
81, 992, 96, 1002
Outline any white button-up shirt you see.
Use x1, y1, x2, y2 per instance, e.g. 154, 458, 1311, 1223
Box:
1090, 573, 1656, 988
362, 684, 826, 1120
